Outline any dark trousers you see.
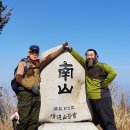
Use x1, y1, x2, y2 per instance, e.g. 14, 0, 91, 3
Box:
89, 97, 117, 130
16, 91, 40, 130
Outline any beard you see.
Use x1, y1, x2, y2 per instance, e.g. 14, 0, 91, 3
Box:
86, 60, 96, 69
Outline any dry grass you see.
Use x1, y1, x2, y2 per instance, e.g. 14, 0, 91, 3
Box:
114, 105, 130, 130
110, 83, 130, 130
0, 86, 15, 130
0, 120, 13, 130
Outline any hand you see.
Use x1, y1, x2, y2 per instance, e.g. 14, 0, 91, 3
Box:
63, 42, 72, 51
100, 82, 106, 88
63, 42, 68, 47
31, 86, 40, 96
10, 111, 19, 121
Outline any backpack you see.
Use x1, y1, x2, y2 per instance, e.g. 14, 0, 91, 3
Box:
11, 58, 30, 94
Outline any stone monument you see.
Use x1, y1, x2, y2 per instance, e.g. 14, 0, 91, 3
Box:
38, 45, 98, 130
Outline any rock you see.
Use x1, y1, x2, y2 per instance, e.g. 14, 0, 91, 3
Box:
38, 122, 98, 130
39, 46, 92, 123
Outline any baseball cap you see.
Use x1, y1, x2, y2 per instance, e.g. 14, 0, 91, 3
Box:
29, 45, 40, 52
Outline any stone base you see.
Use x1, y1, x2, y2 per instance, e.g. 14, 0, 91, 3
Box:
38, 122, 98, 130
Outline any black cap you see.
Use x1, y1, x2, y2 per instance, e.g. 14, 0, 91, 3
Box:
29, 45, 40, 52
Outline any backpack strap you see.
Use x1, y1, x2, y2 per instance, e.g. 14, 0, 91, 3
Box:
13, 58, 30, 78
21, 58, 30, 77
21, 58, 30, 72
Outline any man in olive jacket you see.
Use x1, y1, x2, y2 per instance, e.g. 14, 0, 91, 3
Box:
15, 44, 66, 130
64, 45, 117, 130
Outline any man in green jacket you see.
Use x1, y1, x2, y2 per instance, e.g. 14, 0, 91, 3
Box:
64, 45, 117, 130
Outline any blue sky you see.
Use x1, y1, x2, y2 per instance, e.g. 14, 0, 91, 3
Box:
1, 0, 130, 92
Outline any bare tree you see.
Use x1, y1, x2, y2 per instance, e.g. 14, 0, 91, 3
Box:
0, 1, 13, 34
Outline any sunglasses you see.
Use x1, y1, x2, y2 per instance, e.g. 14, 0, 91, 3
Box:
29, 51, 39, 55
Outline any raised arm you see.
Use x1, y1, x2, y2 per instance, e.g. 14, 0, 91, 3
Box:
40, 43, 67, 71
100, 63, 117, 88
64, 45, 86, 68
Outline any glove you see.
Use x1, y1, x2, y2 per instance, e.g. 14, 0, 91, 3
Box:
31, 86, 40, 96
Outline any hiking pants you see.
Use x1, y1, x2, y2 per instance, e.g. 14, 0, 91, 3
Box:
16, 90, 40, 130
89, 97, 117, 130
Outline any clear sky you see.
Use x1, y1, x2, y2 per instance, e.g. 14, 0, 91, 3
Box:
1, 0, 130, 92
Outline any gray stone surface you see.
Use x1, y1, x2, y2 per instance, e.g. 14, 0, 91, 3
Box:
38, 122, 98, 130
39, 47, 92, 123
